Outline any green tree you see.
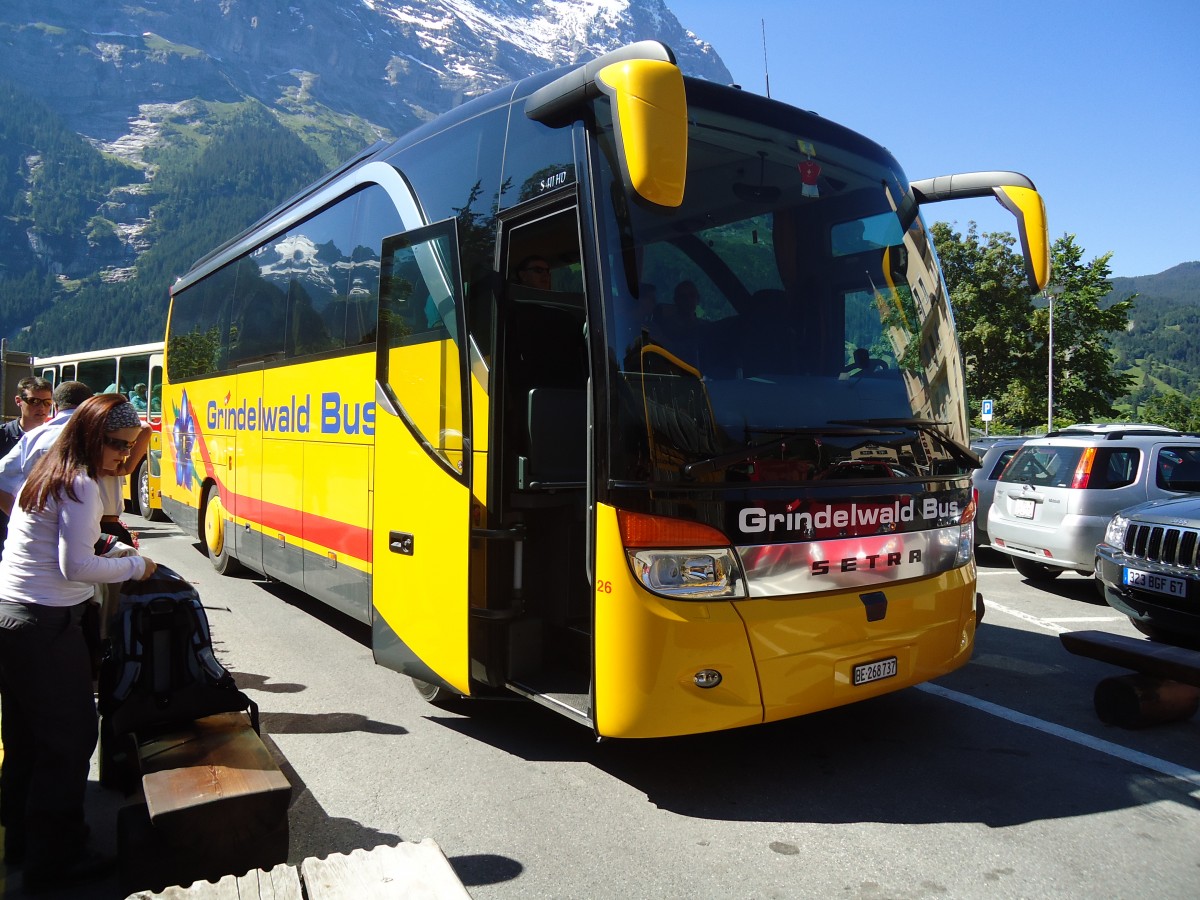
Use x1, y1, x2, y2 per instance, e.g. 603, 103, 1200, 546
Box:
1140, 391, 1200, 431
931, 222, 1037, 422
932, 225, 1135, 432
1040, 235, 1135, 427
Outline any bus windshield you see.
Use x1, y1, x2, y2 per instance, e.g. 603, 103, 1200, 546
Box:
595, 83, 967, 487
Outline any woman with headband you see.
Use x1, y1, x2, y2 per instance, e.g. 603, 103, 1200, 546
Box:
0, 394, 158, 890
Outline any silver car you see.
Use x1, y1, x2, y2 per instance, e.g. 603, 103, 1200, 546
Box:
970, 436, 1029, 546
988, 424, 1200, 580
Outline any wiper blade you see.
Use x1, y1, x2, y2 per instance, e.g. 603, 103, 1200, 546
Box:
828, 418, 981, 470
680, 426, 889, 479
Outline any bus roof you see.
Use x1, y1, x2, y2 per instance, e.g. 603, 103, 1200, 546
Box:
34, 341, 164, 367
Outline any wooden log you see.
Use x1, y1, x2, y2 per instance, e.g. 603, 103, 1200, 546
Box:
135, 711, 291, 846
1093, 673, 1200, 729
120, 712, 292, 894
1059, 630, 1200, 687
301, 841, 472, 899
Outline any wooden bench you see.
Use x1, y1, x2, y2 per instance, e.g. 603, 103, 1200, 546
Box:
118, 711, 292, 894
125, 840, 472, 899
1060, 630, 1200, 728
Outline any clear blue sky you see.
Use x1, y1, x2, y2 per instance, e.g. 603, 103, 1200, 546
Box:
668, 0, 1198, 278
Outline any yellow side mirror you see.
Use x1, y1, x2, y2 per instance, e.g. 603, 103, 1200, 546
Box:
993, 185, 1050, 292
911, 171, 1051, 292
595, 59, 687, 208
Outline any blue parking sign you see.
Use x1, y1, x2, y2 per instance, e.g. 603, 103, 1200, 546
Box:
981, 399, 994, 420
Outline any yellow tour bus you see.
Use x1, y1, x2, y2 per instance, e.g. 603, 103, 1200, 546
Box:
34, 341, 166, 520
161, 41, 1049, 739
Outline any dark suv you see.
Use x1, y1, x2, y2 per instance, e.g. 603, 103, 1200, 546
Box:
1096, 491, 1200, 647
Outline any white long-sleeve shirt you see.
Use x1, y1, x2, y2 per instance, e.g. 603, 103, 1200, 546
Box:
0, 472, 146, 607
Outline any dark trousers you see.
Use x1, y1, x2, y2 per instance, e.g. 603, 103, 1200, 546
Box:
0, 600, 97, 865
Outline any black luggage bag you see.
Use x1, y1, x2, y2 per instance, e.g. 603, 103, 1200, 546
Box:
98, 565, 256, 788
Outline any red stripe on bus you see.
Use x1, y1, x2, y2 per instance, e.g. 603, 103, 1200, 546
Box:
184, 399, 373, 564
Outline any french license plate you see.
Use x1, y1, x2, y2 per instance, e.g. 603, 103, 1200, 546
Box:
1123, 567, 1187, 598
853, 656, 898, 686
1012, 497, 1036, 519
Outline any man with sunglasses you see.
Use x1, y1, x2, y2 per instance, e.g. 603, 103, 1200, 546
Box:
0, 378, 55, 559
2, 378, 54, 456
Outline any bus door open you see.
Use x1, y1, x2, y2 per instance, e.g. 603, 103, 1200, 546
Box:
371, 221, 474, 696
492, 204, 593, 724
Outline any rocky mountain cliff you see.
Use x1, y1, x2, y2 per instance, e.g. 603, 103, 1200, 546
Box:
2, 0, 727, 147
0, 0, 729, 330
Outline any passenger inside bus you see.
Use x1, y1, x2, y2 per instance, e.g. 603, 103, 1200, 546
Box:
513, 255, 552, 291
841, 347, 887, 377
129, 383, 148, 411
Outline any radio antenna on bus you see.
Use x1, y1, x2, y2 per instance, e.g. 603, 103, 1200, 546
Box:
761, 19, 771, 98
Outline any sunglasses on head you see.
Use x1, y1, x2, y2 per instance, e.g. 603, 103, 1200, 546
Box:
20, 396, 52, 408
103, 436, 136, 453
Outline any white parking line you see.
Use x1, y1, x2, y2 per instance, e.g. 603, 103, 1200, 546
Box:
1049, 616, 1124, 623
918, 682, 1200, 798
984, 599, 1068, 634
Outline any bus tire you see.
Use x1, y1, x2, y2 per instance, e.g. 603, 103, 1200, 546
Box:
202, 484, 242, 576
136, 461, 166, 521
412, 677, 460, 707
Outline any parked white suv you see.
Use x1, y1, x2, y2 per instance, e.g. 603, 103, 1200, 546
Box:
988, 424, 1200, 580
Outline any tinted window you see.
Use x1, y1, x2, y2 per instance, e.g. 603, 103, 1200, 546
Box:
1089, 448, 1139, 489
345, 185, 403, 346
1157, 446, 1200, 491
379, 222, 465, 472
273, 196, 358, 358
168, 266, 234, 380
987, 448, 1019, 480
229, 256, 287, 366
77, 359, 117, 395
1000, 445, 1085, 488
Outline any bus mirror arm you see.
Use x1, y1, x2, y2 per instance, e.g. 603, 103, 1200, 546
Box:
524, 40, 676, 124
910, 171, 1051, 293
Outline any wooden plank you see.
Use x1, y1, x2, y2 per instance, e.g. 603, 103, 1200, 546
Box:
301, 840, 472, 900
136, 712, 291, 843
1060, 630, 1200, 687
123, 862, 303, 899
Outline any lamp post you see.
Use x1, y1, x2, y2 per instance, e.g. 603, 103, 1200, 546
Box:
1046, 290, 1054, 433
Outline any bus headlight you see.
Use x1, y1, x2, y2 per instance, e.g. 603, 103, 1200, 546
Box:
627, 548, 746, 599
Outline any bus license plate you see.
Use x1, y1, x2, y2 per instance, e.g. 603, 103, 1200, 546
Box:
1012, 498, 1035, 519
853, 657, 898, 686
1123, 567, 1187, 598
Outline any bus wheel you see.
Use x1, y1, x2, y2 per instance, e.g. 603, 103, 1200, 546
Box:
202, 484, 242, 576
412, 677, 460, 707
137, 461, 165, 521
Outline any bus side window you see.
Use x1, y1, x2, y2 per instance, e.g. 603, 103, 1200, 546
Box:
230, 260, 286, 365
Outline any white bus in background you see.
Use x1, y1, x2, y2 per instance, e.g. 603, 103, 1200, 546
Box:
34, 341, 165, 519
